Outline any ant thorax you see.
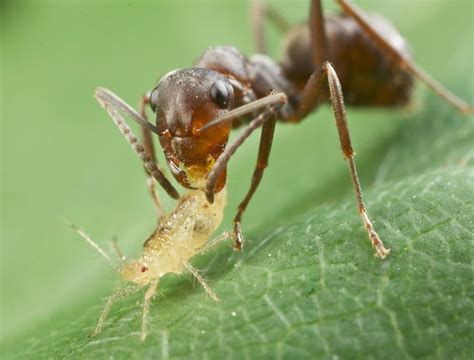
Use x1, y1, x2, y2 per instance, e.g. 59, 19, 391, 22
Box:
120, 188, 227, 285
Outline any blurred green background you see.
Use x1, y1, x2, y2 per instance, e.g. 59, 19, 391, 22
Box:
1, 0, 472, 356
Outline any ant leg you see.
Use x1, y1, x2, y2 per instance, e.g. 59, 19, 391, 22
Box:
206, 101, 287, 250
204, 92, 287, 249
95, 87, 180, 200
251, 0, 291, 54
91, 285, 142, 338
334, 0, 473, 114
297, 62, 390, 258
232, 115, 277, 250
309, 0, 329, 65
140, 281, 158, 342
251, 0, 267, 54
183, 261, 219, 302
139, 94, 165, 218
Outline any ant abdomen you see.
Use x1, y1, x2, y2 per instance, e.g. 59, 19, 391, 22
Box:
281, 13, 414, 106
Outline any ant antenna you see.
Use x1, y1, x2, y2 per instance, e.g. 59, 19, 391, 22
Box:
198, 92, 286, 132
66, 220, 119, 272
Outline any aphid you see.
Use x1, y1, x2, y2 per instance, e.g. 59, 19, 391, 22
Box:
84, 0, 473, 340
75, 185, 229, 341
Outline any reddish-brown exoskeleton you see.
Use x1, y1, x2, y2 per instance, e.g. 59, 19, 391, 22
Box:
96, 0, 473, 259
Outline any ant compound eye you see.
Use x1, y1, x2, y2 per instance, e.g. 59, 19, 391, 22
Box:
140, 266, 148, 273
149, 87, 159, 113
210, 80, 233, 109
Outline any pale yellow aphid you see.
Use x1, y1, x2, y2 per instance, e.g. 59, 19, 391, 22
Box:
74, 188, 228, 341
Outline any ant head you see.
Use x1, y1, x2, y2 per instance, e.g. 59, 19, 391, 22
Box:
120, 259, 155, 286
150, 68, 234, 190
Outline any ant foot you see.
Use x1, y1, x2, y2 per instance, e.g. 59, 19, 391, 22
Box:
88, 329, 101, 339
232, 223, 244, 251
374, 242, 390, 259
360, 209, 389, 259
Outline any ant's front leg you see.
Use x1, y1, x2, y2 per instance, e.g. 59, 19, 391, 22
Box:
204, 93, 287, 250
232, 113, 277, 250
295, 62, 390, 258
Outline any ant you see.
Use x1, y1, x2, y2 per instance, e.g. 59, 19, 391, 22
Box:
96, 0, 472, 260
85, 0, 473, 340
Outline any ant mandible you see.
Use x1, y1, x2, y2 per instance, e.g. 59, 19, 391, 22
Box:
95, 0, 473, 259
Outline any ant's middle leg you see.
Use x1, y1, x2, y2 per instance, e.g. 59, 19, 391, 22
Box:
335, 0, 473, 114
294, 62, 390, 258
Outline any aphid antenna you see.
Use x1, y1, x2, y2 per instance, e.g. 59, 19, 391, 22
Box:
64, 219, 120, 272
112, 237, 127, 262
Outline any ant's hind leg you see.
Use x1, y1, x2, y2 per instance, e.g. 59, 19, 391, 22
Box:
334, 0, 473, 114
251, 0, 291, 54
296, 62, 390, 258
140, 281, 158, 342
91, 285, 142, 338
139, 94, 166, 219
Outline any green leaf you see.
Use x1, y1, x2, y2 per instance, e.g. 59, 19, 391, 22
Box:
1, 1, 473, 359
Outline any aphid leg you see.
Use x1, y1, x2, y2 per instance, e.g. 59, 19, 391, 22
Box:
91, 285, 142, 338
183, 261, 219, 302
251, 0, 291, 54
296, 61, 390, 258
197, 231, 231, 253
309, 0, 329, 65
139, 93, 165, 219
95, 87, 180, 199
205, 93, 287, 249
335, 0, 474, 114
140, 280, 158, 342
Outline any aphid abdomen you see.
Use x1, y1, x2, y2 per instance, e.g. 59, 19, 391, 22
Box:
142, 188, 227, 276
